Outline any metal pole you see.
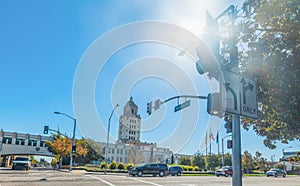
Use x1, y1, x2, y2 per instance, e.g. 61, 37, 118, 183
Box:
282, 148, 285, 171
54, 111, 76, 172
222, 137, 224, 166
232, 114, 242, 186
70, 119, 76, 171
105, 104, 119, 174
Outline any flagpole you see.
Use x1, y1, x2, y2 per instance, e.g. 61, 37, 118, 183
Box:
205, 130, 207, 156
217, 130, 220, 154
209, 128, 211, 155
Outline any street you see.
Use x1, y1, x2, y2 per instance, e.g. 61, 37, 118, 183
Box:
0, 168, 299, 186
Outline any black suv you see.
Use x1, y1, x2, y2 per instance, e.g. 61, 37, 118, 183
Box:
168, 166, 183, 176
129, 163, 168, 177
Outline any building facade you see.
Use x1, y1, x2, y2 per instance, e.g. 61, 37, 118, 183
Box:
100, 141, 172, 165
0, 130, 53, 166
118, 97, 141, 142
102, 97, 172, 165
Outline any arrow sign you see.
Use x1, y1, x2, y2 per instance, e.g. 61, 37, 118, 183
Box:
220, 70, 241, 115
220, 69, 257, 118
225, 83, 237, 110
241, 77, 254, 104
240, 76, 257, 119
174, 100, 191, 112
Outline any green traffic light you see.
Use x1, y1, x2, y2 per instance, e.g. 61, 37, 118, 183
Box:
43, 126, 49, 134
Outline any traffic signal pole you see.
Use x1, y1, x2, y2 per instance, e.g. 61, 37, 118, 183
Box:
228, 6, 243, 186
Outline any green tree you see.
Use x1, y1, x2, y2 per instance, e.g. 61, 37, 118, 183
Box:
242, 151, 255, 172
206, 154, 221, 170
237, 0, 300, 149
179, 156, 192, 166
223, 153, 232, 166
75, 138, 103, 165
192, 154, 206, 170
254, 151, 267, 171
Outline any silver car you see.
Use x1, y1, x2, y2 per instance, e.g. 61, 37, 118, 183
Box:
266, 169, 286, 177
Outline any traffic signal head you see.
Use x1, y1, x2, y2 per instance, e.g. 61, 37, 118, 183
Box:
147, 101, 152, 115
227, 140, 232, 149
195, 44, 220, 80
195, 10, 221, 81
43, 126, 49, 134
207, 92, 223, 117
224, 116, 232, 133
72, 145, 76, 154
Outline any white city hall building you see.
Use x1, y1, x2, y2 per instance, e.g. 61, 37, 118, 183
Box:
100, 97, 172, 165
118, 97, 141, 142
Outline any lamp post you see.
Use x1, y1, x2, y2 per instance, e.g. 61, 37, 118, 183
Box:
222, 134, 232, 167
54, 111, 76, 171
105, 104, 119, 174
282, 146, 292, 171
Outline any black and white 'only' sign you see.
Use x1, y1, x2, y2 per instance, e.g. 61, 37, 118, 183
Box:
220, 70, 258, 119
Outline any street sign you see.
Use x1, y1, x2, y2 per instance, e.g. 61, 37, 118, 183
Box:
154, 99, 161, 110
240, 77, 258, 118
220, 70, 241, 115
220, 69, 258, 119
174, 100, 191, 112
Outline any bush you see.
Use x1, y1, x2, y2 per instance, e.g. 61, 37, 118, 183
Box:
100, 162, 107, 169
109, 161, 117, 169
126, 163, 134, 170
118, 163, 125, 170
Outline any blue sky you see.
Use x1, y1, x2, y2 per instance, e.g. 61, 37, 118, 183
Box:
0, 0, 298, 161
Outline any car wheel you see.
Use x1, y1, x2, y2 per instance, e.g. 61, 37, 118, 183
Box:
283, 174, 286, 178
177, 171, 181, 176
137, 171, 143, 177
159, 171, 165, 177
225, 173, 229, 177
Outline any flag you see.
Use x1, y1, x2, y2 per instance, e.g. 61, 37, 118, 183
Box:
209, 132, 215, 141
216, 131, 219, 144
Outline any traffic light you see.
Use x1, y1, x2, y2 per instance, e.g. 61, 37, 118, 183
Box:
43, 126, 49, 134
72, 145, 76, 154
195, 10, 221, 81
204, 10, 221, 60
207, 92, 223, 117
224, 116, 232, 133
227, 140, 232, 149
147, 101, 152, 115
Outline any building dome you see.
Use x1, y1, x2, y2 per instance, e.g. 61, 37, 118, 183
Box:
123, 96, 140, 118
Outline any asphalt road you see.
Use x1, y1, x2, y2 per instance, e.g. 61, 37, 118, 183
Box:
0, 168, 299, 186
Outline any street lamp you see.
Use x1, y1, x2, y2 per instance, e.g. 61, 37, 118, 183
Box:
54, 111, 76, 171
222, 134, 232, 167
282, 146, 292, 171
105, 104, 119, 174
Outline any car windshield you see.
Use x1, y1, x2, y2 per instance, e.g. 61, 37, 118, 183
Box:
222, 166, 231, 169
14, 157, 29, 161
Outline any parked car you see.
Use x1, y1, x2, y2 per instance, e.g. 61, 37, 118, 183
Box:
129, 163, 168, 177
12, 156, 31, 170
168, 166, 183, 176
215, 166, 233, 177
266, 169, 286, 177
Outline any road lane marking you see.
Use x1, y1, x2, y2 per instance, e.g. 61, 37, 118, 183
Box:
86, 175, 116, 186
127, 177, 163, 186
